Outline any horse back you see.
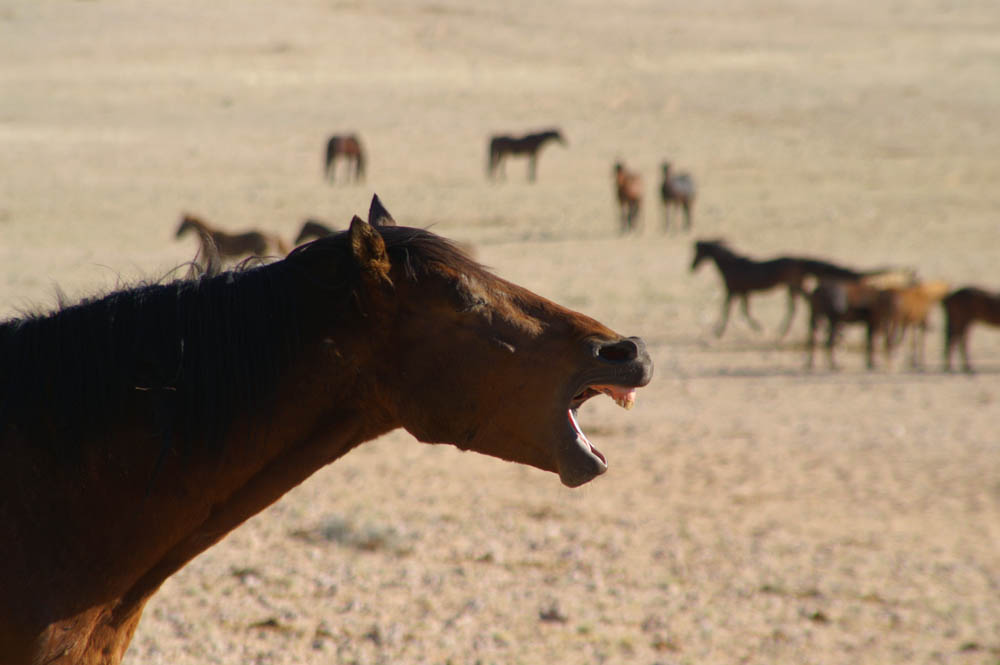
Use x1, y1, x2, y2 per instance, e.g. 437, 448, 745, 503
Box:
944, 287, 1000, 327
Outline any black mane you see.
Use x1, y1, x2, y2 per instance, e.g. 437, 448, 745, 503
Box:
0, 225, 479, 458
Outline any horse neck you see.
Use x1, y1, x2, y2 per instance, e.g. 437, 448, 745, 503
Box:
183, 217, 209, 235
704, 244, 740, 265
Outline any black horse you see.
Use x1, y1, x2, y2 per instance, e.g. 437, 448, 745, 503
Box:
691, 239, 880, 338
294, 219, 335, 246
806, 278, 899, 370
487, 129, 566, 182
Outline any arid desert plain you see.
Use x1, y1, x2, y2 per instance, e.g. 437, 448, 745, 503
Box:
1, 1, 999, 663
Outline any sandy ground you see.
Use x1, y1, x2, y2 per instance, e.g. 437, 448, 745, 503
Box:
2, 1, 1000, 663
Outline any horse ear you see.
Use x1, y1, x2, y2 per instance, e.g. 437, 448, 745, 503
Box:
368, 194, 396, 227
348, 215, 393, 289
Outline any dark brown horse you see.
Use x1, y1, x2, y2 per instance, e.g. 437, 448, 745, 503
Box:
806, 278, 899, 370
0, 195, 652, 665
487, 128, 566, 182
690, 239, 875, 338
943, 286, 1000, 372
659, 161, 696, 231
176, 214, 289, 261
614, 161, 642, 233
324, 134, 365, 183
294, 218, 336, 246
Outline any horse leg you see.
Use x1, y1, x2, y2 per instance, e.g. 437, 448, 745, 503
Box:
777, 286, 798, 340
959, 325, 974, 373
864, 322, 877, 370
826, 319, 841, 370
944, 323, 955, 371
715, 293, 734, 337
944, 313, 966, 372
805, 308, 818, 370
663, 204, 671, 232
683, 201, 692, 231
740, 294, 763, 332
528, 154, 537, 182
909, 323, 922, 369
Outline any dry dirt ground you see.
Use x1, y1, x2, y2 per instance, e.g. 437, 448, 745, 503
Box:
2, 1, 1000, 663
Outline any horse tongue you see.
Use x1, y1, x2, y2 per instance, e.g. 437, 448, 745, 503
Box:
594, 385, 637, 410
568, 409, 607, 465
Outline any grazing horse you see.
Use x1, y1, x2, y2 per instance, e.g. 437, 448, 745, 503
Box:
614, 162, 643, 234
806, 278, 899, 370
294, 219, 336, 246
690, 239, 875, 338
0, 195, 653, 665
487, 129, 566, 182
942, 286, 1000, 372
659, 161, 696, 231
324, 134, 366, 183
176, 214, 289, 262
888, 279, 951, 369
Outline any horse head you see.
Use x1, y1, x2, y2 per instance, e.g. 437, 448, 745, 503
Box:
691, 239, 727, 271
176, 214, 204, 238
314, 197, 653, 487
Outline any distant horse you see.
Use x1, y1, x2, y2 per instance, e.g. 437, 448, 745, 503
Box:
614, 162, 643, 233
294, 219, 336, 246
690, 239, 877, 338
176, 214, 289, 261
324, 134, 365, 183
806, 278, 899, 370
888, 279, 951, 368
487, 129, 566, 182
0, 195, 653, 665
942, 286, 1000, 372
659, 161, 696, 231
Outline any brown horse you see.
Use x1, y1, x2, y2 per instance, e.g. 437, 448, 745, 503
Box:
0, 195, 653, 665
487, 128, 566, 182
943, 286, 1000, 372
294, 218, 336, 246
806, 278, 900, 370
614, 161, 642, 234
659, 161, 696, 231
324, 134, 365, 183
690, 239, 876, 338
176, 214, 289, 261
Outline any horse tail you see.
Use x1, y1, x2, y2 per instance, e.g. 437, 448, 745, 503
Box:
324, 137, 337, 176
487, 140, 497, 176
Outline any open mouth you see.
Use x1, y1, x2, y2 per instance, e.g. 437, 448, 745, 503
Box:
559, 383, 639, 487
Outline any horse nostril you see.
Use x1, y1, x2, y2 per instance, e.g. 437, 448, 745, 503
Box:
597, 338, 640, 363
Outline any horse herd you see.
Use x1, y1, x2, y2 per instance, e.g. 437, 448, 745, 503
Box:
185, 123, 1000, 375
691, 239, 1000, 372
324, 130, 698, 234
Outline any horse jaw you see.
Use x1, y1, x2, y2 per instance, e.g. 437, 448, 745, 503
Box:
561, 408, 608, 487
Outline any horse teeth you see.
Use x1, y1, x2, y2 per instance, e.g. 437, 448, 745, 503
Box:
614, 393, 636, 410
